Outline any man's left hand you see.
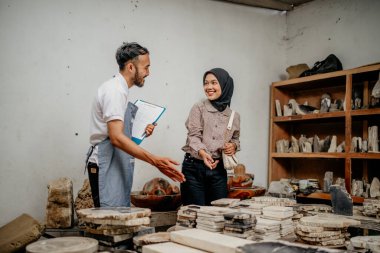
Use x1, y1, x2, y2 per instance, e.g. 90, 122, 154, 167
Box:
144, 123, 157, 137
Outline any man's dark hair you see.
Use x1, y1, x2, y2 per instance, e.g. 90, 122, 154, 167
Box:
115, 42, 149, 70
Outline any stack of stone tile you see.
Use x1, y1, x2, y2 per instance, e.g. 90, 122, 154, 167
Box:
46, 177, 73, 228
254, 217, 281, 240
295, 215, 360, 247
133, 232, 170, 252
362, 198, 380, 218
262, 206, 295, 237
176, 205, 199, 230
251, 196, 297, 207
211, 198, 240, 207
196, 206, 233, 233
231, 199, 269, 216
77, 207, 151, 246
223, 212, 256, 239
348, 235, 380, 252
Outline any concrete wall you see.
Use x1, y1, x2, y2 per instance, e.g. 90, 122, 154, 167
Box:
286, 0, 380, 69
0, 0, 286, 225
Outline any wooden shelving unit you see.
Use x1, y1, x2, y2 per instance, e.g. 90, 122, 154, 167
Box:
269, 64, 380, 197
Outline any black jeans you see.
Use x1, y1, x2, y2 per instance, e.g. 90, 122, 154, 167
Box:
180, 153, 227, 206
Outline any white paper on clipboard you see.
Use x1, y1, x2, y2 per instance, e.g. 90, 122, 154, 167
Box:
132, 100, 166, 145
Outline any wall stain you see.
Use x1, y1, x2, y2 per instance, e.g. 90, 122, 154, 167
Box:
336, 17, 341, 23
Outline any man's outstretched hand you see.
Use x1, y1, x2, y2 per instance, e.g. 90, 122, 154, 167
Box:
153, 156, 185, 183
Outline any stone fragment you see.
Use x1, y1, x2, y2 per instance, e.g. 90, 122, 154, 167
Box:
46, 177, 73, 228
74, 179, 94, 214
0, 214, 44, 253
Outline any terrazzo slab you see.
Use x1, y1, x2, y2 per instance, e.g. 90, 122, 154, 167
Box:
26, 237, 98, 253
81, 216, 150, 226
299, 215, 360, 228
142, 242, 206, 253
170, 228, 250, 253
77, 207, 150, 221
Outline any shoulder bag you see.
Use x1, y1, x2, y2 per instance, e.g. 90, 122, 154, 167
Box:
222, 110, 239, 170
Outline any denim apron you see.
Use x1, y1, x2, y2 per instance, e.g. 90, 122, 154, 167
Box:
97, 102, 138, 207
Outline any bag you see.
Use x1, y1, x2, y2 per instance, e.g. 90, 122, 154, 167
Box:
300, 54, 343, 77
222, 110, 238, 170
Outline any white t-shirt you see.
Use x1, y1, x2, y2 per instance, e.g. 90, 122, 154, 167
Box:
88, 73, 129, 164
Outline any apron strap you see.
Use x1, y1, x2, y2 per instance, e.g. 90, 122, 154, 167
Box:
84, 145, 97, 174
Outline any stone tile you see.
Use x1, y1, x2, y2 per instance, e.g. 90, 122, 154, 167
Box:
170, 228, 250, 253
142, 242, 206, 253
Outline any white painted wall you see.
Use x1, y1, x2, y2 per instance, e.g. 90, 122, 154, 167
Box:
286, 0, 380, 69
0, 0, 286, 225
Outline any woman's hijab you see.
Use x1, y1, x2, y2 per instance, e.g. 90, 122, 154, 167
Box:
203, 68, 234, 112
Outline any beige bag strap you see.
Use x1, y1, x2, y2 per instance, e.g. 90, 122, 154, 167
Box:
227, 110, 235, 130
224, 110, 235, 142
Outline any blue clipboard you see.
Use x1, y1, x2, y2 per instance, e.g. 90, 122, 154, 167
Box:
131, 100, 166, 145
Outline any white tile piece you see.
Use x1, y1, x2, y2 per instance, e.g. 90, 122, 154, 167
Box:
142, 242, 206, 253
170, 228, 250, 253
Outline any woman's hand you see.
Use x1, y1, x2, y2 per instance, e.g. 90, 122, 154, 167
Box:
144, 123, 157, 137
223, 142, 236, 155
199, 149, 219, 170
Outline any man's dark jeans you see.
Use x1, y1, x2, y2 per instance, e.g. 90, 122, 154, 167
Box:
180, 153, 227, 206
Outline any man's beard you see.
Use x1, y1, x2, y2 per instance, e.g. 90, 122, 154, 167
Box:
134, 68, 145, 88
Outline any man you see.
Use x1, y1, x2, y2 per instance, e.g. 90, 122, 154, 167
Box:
86, 42, 185, 207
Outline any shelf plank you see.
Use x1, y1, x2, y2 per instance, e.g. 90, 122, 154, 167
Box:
297, 192, 364, 204
349, 153, 380, 159
271, 153, 346, 159
273, 111, 345, 122
272, 64, 380, 87
351, 108, 380, 117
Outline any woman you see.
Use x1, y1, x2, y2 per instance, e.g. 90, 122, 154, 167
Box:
181, 68, 241, 205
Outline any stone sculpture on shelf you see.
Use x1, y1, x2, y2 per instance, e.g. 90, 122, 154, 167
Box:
352, 87, 363, 110
370, 177, 380, 198
351, 136, 363, 152
290, 136, 299, 153
313, 135, 321, 152
351, 179, 364, 197
323, 171, 333, 193
320, 93, 331, 113
321, 136, 331, 152
327, 135, 337, 153
299, 135, 312, 153
362, 140, 368, 152
330, 185, 353, 216
372, 72, 380, 98
335, 177, 346, 189
336, 141, 345, 153
276, 139, 289, 153
368, 126, 379, 152
329, 99, 343, 112
283, 104, 293, 116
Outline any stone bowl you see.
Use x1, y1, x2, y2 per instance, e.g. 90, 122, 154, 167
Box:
130, 191, 182, 211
